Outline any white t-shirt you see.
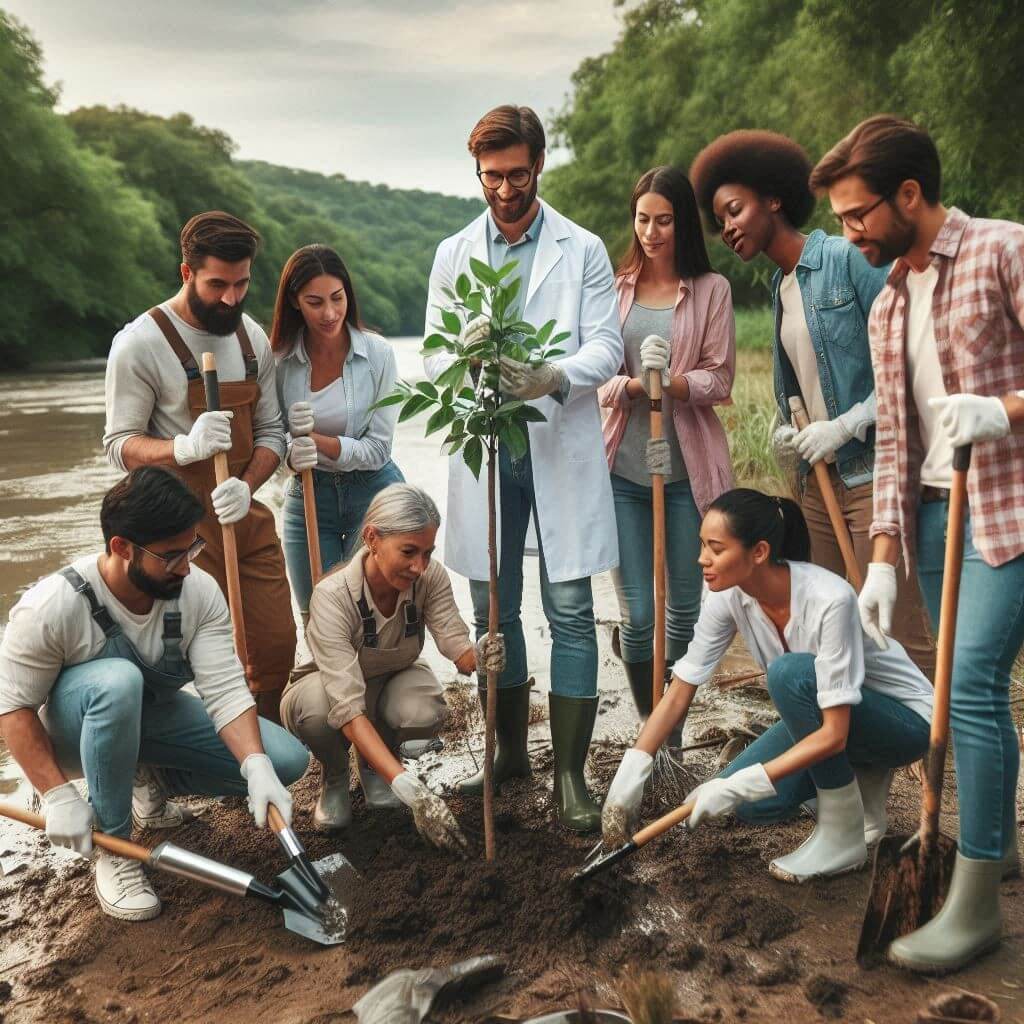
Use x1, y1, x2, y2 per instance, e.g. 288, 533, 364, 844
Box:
673, 561, 933, 723
904, 265, 953, 488
779, 272, 831, 455
0, 555, 254, 731
310, 376, 348, 440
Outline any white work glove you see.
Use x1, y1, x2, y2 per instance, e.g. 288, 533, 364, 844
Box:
239, 752, 293, 829
41, 782, 94, 858
794, 417, 853, 465
474, 632, 506, 675
287, 435, 318, 472
211, 477, 251, 525
458, 317, 491, 348
288, 400, 315, 437
602, 748, 654, 849
640, 334, 672, 389
927, 394, 1011, 447
499, 356, 568, 401
173, 411, 234, 466
772, 423, 799, 456
858, 562, 897, 651
391, 772, 469, 856
686, 763, 776, 828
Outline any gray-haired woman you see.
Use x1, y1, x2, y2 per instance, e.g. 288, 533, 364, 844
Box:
279, 484, 503, 854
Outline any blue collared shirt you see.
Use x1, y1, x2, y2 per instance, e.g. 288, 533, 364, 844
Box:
486, 205, 544, 318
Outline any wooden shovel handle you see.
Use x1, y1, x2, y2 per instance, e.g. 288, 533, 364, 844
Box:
920, 444, 971, 839
0, 801, 152, 863
633, 799, 696, 847
267, 803, 288, 835
202, 352, 249, 670
789, 396, 863, 591
301, 469, 322, 585
649, 368, 667, 709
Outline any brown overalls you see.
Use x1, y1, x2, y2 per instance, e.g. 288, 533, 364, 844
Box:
149, 307, 296, 722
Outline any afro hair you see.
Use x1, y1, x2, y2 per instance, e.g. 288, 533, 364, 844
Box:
689, 130, 816, 230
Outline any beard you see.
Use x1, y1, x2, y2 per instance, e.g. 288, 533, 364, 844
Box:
186, 278, 246, 335
485, 176, 538, 227
128, 554, 184, 601
861, 209, 918, 266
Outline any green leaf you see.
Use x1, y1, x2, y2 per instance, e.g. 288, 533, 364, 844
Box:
371, 391, 408, 409
518, 404, 548, 423
508, 321, 535, 335
495, 259, 519, 280
455, 273, 471, 300
544, 348, 565, 358
425, 404, 458, 436
421, 333, 451, 351
435, 358, 469, 390
443, 419, 466, 443
398, 394, 435, 422
498, 419, 528, 460
463, 436, 484, 479
465, 292, 483, 314
503, 275, 522, 308
495, 399, 525, 416
415, 380, 438, 399
441, 309, 462, 335
535, 319, 555, 346
469, 258, 499, 287
550, 331, 571, 346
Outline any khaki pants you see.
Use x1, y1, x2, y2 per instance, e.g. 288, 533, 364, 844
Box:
279, 660, 448, 779
801, 468, 936, 681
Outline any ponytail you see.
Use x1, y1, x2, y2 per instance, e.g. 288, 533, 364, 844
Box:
707, 488, 811, 563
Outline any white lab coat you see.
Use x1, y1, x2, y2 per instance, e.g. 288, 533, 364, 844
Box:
424, 200, 623, 584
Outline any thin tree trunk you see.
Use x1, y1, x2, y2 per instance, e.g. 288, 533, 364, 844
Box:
484, 440, 498, 861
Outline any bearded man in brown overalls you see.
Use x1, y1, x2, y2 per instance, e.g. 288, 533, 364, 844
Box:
103, 212, 296, 756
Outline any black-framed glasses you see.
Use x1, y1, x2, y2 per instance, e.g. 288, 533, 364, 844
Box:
834, 193, 891, 233
134, 536, 206, 573
476, 166, 534, 190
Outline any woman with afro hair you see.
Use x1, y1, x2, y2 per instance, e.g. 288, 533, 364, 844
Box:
689, 131, 936, 782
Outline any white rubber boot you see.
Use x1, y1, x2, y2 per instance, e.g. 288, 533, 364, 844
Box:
94, 849, 162, 921
769, 780, 868, 883
888, 852, 1003, 974
359, 763, 402, 809
855, 765, 894, 845
314, 769, 352, 830
1003, 833, 1021, 881
132, 765, 192, 830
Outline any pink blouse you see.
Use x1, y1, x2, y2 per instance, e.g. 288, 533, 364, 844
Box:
600, 270, 736, 514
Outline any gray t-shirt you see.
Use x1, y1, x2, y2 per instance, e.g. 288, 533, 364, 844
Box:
612, 303, 687, 487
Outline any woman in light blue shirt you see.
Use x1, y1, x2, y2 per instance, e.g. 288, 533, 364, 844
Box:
271, 245, 404, 616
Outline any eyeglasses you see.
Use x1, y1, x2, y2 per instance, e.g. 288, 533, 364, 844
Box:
833, 193, 890, 233
476, 166, 534, 191
133, 536, 206, 574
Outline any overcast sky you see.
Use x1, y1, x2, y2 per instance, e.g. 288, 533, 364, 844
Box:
6, 1, 622, 197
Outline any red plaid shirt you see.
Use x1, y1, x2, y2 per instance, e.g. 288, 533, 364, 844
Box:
869, 207, 1024, 568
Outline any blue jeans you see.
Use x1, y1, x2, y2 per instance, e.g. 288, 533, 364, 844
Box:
282, 461, 404, 613
610, 474, 702, 664
45, 658, 310, 837
721, 652, 931, 822
916, 502, 1024, 861
469, 443, 597, 698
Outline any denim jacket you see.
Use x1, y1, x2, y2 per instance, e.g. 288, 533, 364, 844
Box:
771, 230, 890, 488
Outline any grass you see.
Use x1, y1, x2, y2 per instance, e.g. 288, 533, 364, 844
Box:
735, 305, 774, 352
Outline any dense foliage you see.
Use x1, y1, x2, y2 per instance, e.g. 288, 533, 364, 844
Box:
543, 0, 1024, 306
0, 12, 481, 367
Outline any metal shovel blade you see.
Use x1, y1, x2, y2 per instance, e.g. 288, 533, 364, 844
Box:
276, 849, 360, 947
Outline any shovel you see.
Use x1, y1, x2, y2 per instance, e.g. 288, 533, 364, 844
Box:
855, 444, 971, 967
0, 800, 354, 946
573, 798, 695, 883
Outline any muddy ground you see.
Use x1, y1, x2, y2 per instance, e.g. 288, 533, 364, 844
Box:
0, 667, 1021, 1024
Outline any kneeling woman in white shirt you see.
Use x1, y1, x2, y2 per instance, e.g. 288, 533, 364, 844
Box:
602, 488, 933, 883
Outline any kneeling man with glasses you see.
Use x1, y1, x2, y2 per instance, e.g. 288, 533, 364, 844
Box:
0, 467, 309, 921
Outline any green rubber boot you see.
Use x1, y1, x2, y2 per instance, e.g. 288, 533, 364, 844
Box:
622, 658, 682, 747
887, 852, 1003, 974
548, 693, 601, 833
456, 679, 532, 794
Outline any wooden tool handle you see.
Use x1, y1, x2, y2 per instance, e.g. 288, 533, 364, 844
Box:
920, 444, 971, 839
789, 396, 863, 591
649, 368, 667, 709
301, 469, 322, 585
0, 801, 153, 863
267, 803, 288, 834
633, 799, 696, 847
201, 352, 249, 671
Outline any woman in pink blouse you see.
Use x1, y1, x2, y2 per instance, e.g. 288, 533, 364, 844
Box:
600, 166, 736, 728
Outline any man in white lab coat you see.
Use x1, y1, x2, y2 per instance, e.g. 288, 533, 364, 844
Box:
424, 105, 623, 832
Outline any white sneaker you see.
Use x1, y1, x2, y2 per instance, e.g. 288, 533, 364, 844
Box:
769, 780, 868, 884
132, 765, 191, 830
359, 763, 402, 809
94, 850, 162, 921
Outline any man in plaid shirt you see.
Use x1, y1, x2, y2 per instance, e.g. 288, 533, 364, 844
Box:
811, 115, 1024, 975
